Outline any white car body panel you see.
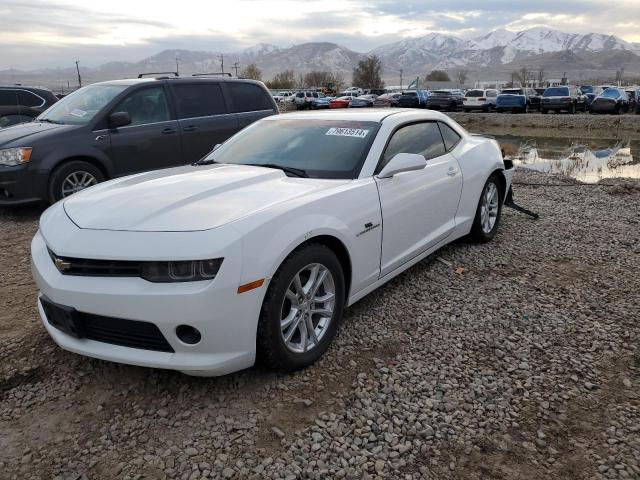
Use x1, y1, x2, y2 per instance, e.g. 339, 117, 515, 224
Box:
31, 109, 512, 376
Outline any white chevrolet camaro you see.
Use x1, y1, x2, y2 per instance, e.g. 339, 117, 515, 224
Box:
32, 109, 513, 376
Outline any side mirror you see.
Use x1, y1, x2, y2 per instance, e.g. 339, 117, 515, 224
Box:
108, 111, 131, 128
377, 153, 427, 179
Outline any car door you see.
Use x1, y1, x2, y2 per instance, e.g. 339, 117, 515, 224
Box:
170, 82, 239, 163
225, 82, 277, 129
107, 85, 183, 175
374, 121, 463, 277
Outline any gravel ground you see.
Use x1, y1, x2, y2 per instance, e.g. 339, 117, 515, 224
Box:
1, 169, 639, 480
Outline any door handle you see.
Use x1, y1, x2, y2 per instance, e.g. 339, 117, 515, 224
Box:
95, 134, 108, 141
162, 128, 177, 134
182, 125, 198, 132
447, 167, 459, 176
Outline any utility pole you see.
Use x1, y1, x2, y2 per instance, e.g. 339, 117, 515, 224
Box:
399, 68, 403, 91
75, 60, 82, 88
175, 56, 180, 76
219, 54, 224, 74
233, 62, 239, 77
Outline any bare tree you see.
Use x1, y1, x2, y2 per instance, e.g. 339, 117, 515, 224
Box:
425, 70, 451, 82
303, 70, 339, 88
240, 63, 262, 81
455, 69, 468, 87
352, 56, 385, 89
537, 67, 546, 87
513, 66, 531, 86
265, 70, 295, 89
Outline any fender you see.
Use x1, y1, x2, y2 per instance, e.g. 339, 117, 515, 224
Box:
37, 143, 115, 178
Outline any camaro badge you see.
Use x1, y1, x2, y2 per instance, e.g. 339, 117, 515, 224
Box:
54, 257, 71, 271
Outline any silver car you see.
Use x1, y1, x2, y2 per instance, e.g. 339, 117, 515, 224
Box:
463, 89, 498, 112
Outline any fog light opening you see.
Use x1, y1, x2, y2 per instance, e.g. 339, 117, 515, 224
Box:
176, 325, 201, 345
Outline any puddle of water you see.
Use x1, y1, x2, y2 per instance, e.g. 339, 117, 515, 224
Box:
495, 135, 640, 183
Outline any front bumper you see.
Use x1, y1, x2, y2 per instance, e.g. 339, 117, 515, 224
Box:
541, 100, 572, 111
31, 219, 265, 376
589, 102, 618, 113
0, 165, 48, 205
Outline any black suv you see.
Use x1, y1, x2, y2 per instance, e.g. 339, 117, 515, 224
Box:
540, 86, 587, 114
0, 85, 59, 128
0, 76, 277, 205
425, 90, 464, 111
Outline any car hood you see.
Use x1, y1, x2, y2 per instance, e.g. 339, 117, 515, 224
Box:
63, 164, 349, 232
0, 121, 76, 147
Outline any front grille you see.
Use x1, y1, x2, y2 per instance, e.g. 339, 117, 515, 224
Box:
82, 313, 174, 352
48, 248, 141, 277
41, 296, 174, 352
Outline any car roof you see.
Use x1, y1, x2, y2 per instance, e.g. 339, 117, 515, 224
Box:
264, 108, 453, 123
94, 77, 266, 87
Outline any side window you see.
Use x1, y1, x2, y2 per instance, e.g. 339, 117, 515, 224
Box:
487, 90, 497, 97
228, 83, 273, 113
17, 91, 44, 107
113, 86, 171, 127
378, 122, 446, 173
0, 114, 33, 128
438, 122, 462, 151
173, 84, 226, 119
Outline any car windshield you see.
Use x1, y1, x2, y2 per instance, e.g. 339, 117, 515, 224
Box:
544, 87, 569, 96
600, 89, 621, 99
466, 90, 484, 97
203, 119, 380, 179
581, 86, 594, 94
501, 89, 523, 95
37, 84, 126, 125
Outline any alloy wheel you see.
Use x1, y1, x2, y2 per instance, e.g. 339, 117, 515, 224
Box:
280, 263, 336, 354
480, 182, 499, 234
61, 171, 98, 197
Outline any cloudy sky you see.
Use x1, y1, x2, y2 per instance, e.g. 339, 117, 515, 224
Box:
1, 0, 639, 69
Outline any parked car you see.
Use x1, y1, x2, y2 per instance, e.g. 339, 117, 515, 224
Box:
329, 96, 353, 109
585, 93, 597, 109
373, 93, 401, 107
0, 105, 40, 128
273, 91, 295, 103
462, 89, 498, 112
294, 91, 323, 109
636, 90, 640, 114
0, 77, 277, 205
32, 109, 514, 376
337, 91, 360, 99
398, 90, 430, 108
540, 86, 587, 113
0, 85, 59, 114
344, 86, 364, 96
425, 90, 463, 111
589, 88, 630, 114
349, 95, 375, 108
625, 90, 636, 112
580, 85, 594, 95
495, 88, 537, 113
310, 93, 331, 109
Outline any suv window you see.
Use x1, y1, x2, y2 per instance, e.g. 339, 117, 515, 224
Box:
113, 86, 171, 126
486, 90, 497, 97
0, 89, 44, 107
438, 122, 461, 151
378, 122, 446, 172
228, 83, 272, 112
173, 83, 226, 119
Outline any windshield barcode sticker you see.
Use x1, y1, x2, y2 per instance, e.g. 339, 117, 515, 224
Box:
326, 127, 369, 138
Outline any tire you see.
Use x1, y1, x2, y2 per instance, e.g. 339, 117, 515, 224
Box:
541, 108, 548, 114
524, 104, 530, 114
257, 243, 345, 372
48, 160, 104, 204
569, 103, 576, 114
469, 173, 503, 243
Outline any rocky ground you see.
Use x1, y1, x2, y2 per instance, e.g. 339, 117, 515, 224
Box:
1, 169, 639, 480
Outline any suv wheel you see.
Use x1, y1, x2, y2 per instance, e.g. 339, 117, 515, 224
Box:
569, 103, 576, 114
49, 160, 104, 203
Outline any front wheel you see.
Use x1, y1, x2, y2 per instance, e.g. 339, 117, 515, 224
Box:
48, 160, 104, 204
257, 244, 345, 372
470, 174, 503, 243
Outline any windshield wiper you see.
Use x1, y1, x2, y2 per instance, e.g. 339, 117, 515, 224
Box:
194, 159, 218, 166
246, 163, 308, 178
37, 118, 64, 125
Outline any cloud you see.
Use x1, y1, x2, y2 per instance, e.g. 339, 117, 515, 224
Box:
0, 0, 638, 69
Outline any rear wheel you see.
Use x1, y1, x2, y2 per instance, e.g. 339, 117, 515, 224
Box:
569, 103, 576, 114
257, 244, 345, 372
48, 160, 104, 204
470, 174, 503, 243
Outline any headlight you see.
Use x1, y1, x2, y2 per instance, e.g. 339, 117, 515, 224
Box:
140, 259, 223, 283
0, 147, 33, 166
